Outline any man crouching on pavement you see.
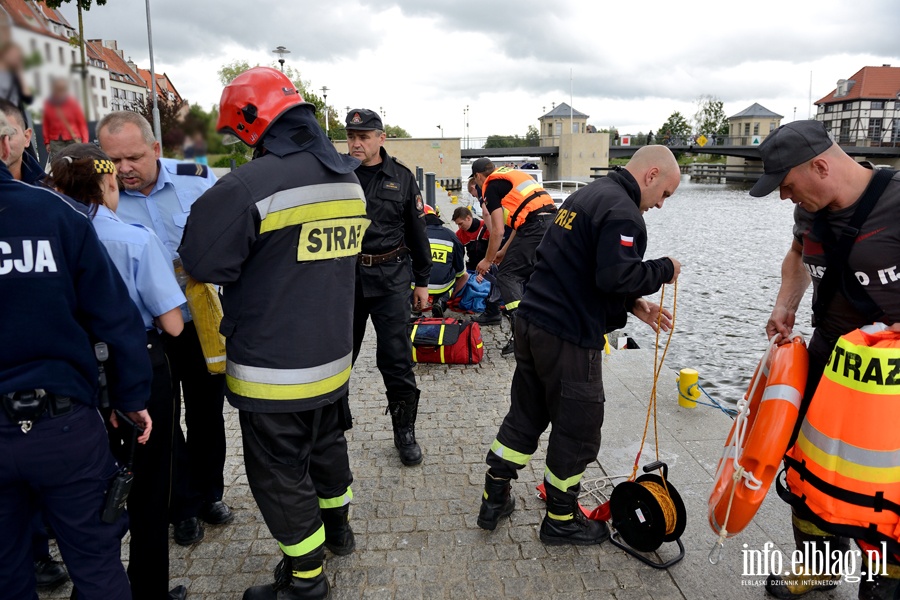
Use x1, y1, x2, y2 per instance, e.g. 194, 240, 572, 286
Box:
477, 146, 682, 545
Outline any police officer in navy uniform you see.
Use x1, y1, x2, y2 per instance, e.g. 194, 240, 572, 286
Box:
97, 111, 232, 545
0, 97, 73, 591
346, 108, 432, 466
0, 111, 154, 600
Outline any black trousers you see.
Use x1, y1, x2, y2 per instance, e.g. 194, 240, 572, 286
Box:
238, 402, 352, 553
0, 406, 131, 600
497, 216, 552, 313
486, 317, 605, 491
164, 321, 226, 521
108, 333, 176, 600
352, 288, 418, 401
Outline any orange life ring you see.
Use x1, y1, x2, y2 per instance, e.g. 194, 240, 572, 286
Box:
708, 336, 808, 537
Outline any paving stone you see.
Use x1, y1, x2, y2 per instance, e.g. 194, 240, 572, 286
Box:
37, 321, 862, 599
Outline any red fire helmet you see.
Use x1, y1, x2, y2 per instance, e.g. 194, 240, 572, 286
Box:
216, 67, 313, 147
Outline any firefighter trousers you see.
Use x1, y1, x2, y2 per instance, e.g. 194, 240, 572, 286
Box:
352, 288, 418, 398
486, 317, 605, 494
497, 216, 552, 313
238, 401, 353, 558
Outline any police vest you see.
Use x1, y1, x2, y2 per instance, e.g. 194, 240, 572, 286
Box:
483, 168, 554, 230
782, 327, 900, 553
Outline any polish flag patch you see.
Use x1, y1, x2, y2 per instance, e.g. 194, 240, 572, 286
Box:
620, 235, 634, 247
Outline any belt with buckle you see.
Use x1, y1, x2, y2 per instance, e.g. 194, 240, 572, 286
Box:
358, 247, 408, 267
1, 390, 74, 433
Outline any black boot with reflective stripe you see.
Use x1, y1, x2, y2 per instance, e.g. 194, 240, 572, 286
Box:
321, 505, 355, 556
477, 472, 516, 531
387, 391, 422, 466
241, 549, 330, 600
539, 483, 608, 546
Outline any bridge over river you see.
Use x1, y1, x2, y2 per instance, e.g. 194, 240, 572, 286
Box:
460, 135, 900, 161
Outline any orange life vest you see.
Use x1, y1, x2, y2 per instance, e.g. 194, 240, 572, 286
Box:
781, 327, 900, 554
482, 168, 554, 230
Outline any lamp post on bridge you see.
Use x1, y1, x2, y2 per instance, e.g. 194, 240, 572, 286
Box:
436, 124, 443, 138
321, 86, 329, 138
272, 46, 290, 72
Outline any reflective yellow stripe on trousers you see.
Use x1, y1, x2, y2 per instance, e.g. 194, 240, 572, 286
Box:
489, 438, 532, 466
318, 487, 353, 509
278, 524, 325, 557
227, 353, 352, 400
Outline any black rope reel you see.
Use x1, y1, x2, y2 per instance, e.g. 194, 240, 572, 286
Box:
609, 461, 687, 567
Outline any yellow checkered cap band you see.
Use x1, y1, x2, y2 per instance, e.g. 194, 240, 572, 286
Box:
94, 159, 116, 174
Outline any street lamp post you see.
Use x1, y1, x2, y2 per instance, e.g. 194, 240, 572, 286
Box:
321, 86, 329, 138
144, 0, 162, 144
462, 105, 469, 149
272, 46, 290, 72
436, 124, 443, 138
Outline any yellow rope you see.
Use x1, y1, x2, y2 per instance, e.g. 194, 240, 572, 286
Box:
625, 282, 680, 539
639, 481, 678, 535
630, 281, 678, 484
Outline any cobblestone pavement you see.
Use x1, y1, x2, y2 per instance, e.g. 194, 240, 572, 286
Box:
42, 195, 857, 600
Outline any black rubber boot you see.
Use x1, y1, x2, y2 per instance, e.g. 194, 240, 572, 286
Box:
539, 484, 608, 546
473, 301, 502, 325
431, 295, 448, 318
477, 473, 516, 531
321, 505, 355, 556
387, 391, 422, 466
858, 571, 900, 600
242, 550, 331, 600
500, 312, 516, 356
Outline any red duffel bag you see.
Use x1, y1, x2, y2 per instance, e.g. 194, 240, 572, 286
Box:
408, 317, 484, 364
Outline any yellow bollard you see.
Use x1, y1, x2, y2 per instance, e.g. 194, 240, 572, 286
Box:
676, 368, 701, 408
451, 195, 458, 204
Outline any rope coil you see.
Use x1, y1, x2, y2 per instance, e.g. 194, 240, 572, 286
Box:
623, 282, 680, 539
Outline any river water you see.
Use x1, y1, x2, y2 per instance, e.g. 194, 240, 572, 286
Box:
632, 178, 813, 402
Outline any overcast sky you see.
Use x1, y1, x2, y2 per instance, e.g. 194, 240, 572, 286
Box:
62, 0, 900, 139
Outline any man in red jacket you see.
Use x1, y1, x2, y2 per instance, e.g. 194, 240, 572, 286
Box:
41, 78, 88, 158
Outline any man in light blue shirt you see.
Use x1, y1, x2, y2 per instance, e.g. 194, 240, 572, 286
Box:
98, 111, 233, 546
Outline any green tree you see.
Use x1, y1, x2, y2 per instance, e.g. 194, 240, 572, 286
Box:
658, 111, 691, 144
42, 0, 107, 122
525, 125, 540, 145
384, 124, 410, 138
693, 95, 729, 138
135, 96, 186, 154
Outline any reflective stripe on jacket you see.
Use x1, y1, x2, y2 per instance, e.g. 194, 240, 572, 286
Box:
482, 167, 554, 230
179, 151, 367, 412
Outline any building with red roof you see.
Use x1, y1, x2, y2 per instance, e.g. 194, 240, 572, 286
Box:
814, 65, 900, 147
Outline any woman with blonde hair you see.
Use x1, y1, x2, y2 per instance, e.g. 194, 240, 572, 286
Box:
49, 144, 188, 600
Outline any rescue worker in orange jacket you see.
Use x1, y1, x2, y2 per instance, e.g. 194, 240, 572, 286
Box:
179, 67, 365, 600
759, 120, 900, 600
471, 158, 556, 356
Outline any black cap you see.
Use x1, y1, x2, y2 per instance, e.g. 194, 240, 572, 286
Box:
471, 157, 494, 177
749, 120, 834, 197
345, 108, 383, 131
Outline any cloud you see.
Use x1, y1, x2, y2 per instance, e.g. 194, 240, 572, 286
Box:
56, 0, 900, 137
73, 0, 382, 64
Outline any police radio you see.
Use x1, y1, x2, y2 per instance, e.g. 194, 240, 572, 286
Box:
101, 410, 140, 524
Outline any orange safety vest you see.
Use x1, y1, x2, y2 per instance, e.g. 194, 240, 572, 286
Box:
781, 327, 900, 554
482, 168, 554, 230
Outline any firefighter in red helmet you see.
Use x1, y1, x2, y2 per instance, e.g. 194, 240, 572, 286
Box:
179, 67, 366, 600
